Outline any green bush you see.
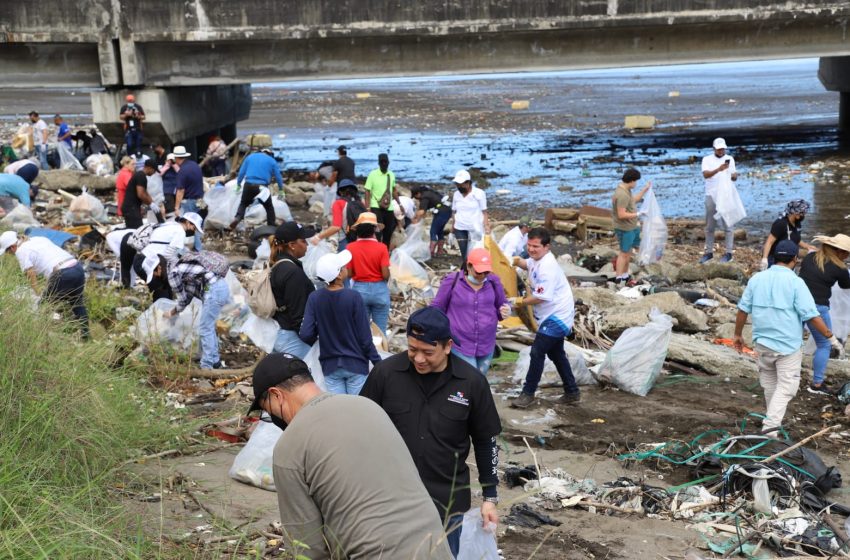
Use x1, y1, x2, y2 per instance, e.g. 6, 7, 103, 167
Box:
0, 261, 174, 559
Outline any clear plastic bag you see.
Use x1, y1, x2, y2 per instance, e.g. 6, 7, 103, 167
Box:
203, 181, 241, 229
457, 508, 499, 560
0, 204, 40, 232
302, 343, 327, 391
829, 286, 850, 341
228, 416, 282, 491
398, 222, 431, 262
240, 314, 279, 353
638, 187, 668, 265
595, 308, 673, 396
713, 176, 746, 228
253, 238, 271, 269
301, 240, 334, 282
245, 195, 292, 225
133, 298, 202, 350
56, 142, 83, 170
512, 342, 595, 386
66, 187, 107, 224
84, 154, 114, 176
390, 248, 431, 291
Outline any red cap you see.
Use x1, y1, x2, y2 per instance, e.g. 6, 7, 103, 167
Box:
467, 248, 493, 273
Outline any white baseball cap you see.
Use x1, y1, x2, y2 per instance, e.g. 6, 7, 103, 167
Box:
141, 252, 161, 284
179, 212, 204, 234
0, 231, 18, 253
712, 138, 727, 150
452, 169, 471, 184
315, 250, 352, 284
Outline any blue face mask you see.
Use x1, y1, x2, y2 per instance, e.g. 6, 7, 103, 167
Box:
467, 274, 482, 285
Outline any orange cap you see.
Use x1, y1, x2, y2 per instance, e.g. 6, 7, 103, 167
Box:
467, 248, 493, 273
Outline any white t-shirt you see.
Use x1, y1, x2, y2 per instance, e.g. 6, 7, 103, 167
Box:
4, 159, 38, 175
527, 251, 575, 327
147, 223, 187, 259
398, 195, 416, 220
452, 187, 487, 232
498, 226, 527, 258
701, 153, 737, 199
15, 237, 74, 277
32, 120, 48, 147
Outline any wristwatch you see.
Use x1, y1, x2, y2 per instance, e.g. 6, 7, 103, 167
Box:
484, 497, 499, 505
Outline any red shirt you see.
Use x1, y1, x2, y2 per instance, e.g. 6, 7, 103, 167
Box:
115, 167, 133, 216
346, 238, 389, 282
331, 198, 347, 228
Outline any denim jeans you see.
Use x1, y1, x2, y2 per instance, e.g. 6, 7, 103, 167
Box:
44, 263, 89, 338
352, 280, 390, 333
809, 304, 832, 385
445, 512, 464, 558
452, 348, 494, 376
199, 280, 230, 368
430, 211, 451, 241
125, 129, 143, 156
35, 144, 49, 170
324, 368, 368, 395
454, 229, 470, 263
180, 198, 203, 250
522, 330, 578, 396
273, 329, 310, 359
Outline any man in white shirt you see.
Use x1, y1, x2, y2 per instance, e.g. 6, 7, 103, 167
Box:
700, 138, 739, 263
509, 228, 578, 409
1, 231, 89, 338
28, 111, 50, 170
450, 169, 489, 263
498, 216, 532, 259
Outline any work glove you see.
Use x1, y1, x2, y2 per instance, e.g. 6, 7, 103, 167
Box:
759, 258, 769, 271
512, 256, 523, 267
828, 335, 846, 360
499, 303, 512, 320
149, 202, 161, 215
509, 296, 525, 308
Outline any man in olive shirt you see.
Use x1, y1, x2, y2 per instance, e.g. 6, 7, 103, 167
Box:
611, 167, 650, 283
250, 354, 452, 560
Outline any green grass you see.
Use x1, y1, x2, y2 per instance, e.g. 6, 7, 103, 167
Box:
0, 260, 177, 559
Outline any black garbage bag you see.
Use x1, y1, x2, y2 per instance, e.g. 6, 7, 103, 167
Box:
503, 465, 538, 488
503, 503, 562, 528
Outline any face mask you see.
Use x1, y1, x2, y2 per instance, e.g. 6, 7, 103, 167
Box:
269, 415, 288, 432
796, 216, 805, 224
467, 273, 482, 285
457, 185, 469, 194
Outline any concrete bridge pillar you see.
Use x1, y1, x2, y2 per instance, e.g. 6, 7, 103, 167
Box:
818, 57, 850, 134
91, 84, 251, 153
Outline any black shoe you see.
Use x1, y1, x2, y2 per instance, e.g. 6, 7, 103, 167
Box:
202, 360, 227, 370
699, 253, 713, 264
511, 392, 535, 409
556, 392, 581, 405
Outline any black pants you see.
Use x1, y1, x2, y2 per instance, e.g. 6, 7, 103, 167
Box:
123, 205, 143, 229
374, 207, 397, 251
163, 193, 176, 214
119, 232, 137, 288
44, 263, 89, 339
235, 183, 275, 226
131, 252, 173, 301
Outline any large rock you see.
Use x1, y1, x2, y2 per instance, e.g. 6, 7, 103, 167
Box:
641, 260, 682, 283
283, 185, 309, 207
288, 181, 316, 193
602, 291, 709, 334
573, 287, 625, 310
708, 278, 745, 301
715, 323, 753, 346
598, 262, 640, 278
667, 333, 759, 377
580, 245, 618, 260
678, 262, 744, 282
36, 169, 115, 193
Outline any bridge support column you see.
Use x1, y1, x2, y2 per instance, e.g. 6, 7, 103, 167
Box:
91, 84, 252, 151
818, 57, 850, 135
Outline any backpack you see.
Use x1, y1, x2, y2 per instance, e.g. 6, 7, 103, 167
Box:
245, 258, 294, 318
181, 250, 230, 278
127, 223, 159, 252
343, 198, 368, 241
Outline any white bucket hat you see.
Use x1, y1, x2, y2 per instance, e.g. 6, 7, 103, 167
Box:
172, 146, 191, 158
0, 231, 18, 253
141, 253, 161, 284
179, 211, 204, 234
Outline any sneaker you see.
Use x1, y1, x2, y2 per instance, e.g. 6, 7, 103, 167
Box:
201, 360, 227, 370
511, 392, 536, 409
719, 253, 733, 263
556, 392, 581, 405
806, 383, 832, 396
698, 253, 713, 264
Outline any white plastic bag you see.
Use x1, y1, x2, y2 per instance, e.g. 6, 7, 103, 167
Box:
203, 180, 241, 229
133, 298, 202, 350
253, 238, 271, 269
595, 308, 673, 396
512, 342, 596, 386
240, 314, 279, 353
390, 249, 431, 292
398, 222, 431, 262
830, 286, 850, 341
713, 176, 746, 228
228, 417, 282, 491
0, 204, 40, 232
56, 142, 83, 170
245, 195, 293, 226
66, 187, 107, 224
457, 508, 499, 560
302, 343, 327, 391
85, 154, 114, 176
638, 187, 667, 265
301, 240, 334, 282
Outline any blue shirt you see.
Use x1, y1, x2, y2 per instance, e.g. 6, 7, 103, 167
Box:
57, 122, 72, 147
738, 265, 819, 355
299, 287, 382, 376
0, 174, 31, 206
176, 160, 204, 199
161, 167, 178, 195
236, 152, 283, 187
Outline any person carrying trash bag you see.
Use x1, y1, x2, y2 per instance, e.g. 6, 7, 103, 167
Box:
509, 227, 579, 409
798, 233, 850, 394
700, 137, 741, 263
733, 240, 844, 433
1, 231, 90, 339
139, 249, 231, 370
760, 199, 816, 270
229, 147, 282, 230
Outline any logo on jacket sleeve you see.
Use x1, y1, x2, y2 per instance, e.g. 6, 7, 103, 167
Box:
447, 391, 469, 406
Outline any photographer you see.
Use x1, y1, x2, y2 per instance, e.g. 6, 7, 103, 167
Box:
119, 94, 145, 157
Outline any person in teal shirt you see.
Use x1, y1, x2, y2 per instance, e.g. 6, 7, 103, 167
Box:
734, 240, 842, 433
363, 153, 397, 250
0, 174, 35, 206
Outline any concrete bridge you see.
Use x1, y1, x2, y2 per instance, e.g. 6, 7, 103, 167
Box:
4, 1, 850, 149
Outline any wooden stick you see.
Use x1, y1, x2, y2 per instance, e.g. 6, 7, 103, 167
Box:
199, 137, 241, 169
761, 425, 837, 464
522, 436, 543, 494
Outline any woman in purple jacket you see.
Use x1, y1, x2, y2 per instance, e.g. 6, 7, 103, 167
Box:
431, 247, 510, 375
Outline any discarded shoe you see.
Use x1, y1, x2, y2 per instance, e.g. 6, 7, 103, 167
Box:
511, 392, 535, 409
719, 253, 733, 263
556, 392, 581, 405
698, 253, 713, 264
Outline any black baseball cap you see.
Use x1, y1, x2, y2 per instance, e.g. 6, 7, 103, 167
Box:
274, 221, 315, 243
407, 307, 453, 346
774, 240, 799, 257
248, 353, 313, 417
